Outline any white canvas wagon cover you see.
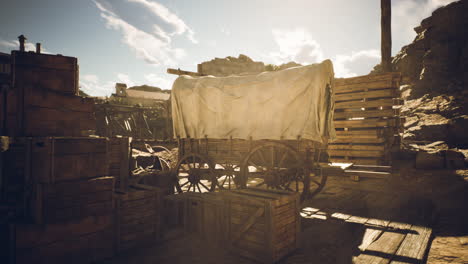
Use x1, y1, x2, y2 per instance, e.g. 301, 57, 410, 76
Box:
171, 60, 336, 143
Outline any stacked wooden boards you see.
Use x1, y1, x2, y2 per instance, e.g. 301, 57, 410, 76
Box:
330, 72, 403, 165
3, 137, 115, 264
2, 51, 95, 137
114, 185, 162, 253
108, 137, 131, 192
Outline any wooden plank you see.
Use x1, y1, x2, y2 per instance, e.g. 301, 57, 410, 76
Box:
332, 137, 386, 144
329, 158, 382, 166
344, 170, 391, 179
335, 88, 398, 101
231, 207, 265, 243
334, 109, 398, 119
15, 215, 112, 249
355, 222, 412, 264
335, 98, 397, 110
23, 86, 94, 112
334, 119, 392, 129
329, 149, 384, 158
336, 130, 384, 137
359, 218, 391, 251
335, 72, 400, 86
335, 79, 393, 93
328, 144, 385, 151
390, 225, 432, 264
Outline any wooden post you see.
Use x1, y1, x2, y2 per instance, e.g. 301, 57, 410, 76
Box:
381, 0, 392, 72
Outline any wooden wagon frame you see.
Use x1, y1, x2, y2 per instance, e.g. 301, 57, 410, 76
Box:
174, 135, 329, 200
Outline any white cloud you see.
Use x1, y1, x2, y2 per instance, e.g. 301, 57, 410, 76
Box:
220, 26, 231, 36
0, 39, 50, 53
333, 49, 380, 78
269, 28, 324, 65
144, 73, 174, 90
393, 0, 458, 44
127, 0, 197, 43
117, 73, 135, 87
267, 28, 379, 77
80, 74, 115, 97
93, 0, 187, 65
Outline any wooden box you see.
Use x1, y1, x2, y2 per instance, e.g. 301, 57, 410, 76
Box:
184, 192, 227, 244
30, 176, 115, 224
15, 214, 114, 264
4, 137, 109, 184
108, 137, 131, 192
221, 188, 300, 264
5, 86, 95, 137
114, 185, 162, 252
162, 193, 187, 232
12, 51, 78, 95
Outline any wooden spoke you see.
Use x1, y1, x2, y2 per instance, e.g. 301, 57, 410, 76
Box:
174, 153, 215, 193
242, 142, 305, 194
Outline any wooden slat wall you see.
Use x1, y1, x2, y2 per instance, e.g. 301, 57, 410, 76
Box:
330, 72, 403, 165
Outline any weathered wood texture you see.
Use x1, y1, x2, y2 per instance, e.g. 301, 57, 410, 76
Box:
14, 214, 114, 264
30, 176, 115, 224
5, 86, 95, 137
331, 72, 402, 166
3, 51, 95, 137
381, 0, 392, 72
184, 192, 228, 244
114, 185, 162, 252
108, 137, 131, 192
221, 189, 300, 264
3, 137, 109, 184
12, 51, 79, 95
179, 138, 324, 165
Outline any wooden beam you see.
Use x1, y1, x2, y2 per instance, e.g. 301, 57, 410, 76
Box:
167, 68, 204, 76
381, 0, 392, 72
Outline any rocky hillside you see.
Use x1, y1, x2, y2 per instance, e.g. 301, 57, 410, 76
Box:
391, 0, 468, 169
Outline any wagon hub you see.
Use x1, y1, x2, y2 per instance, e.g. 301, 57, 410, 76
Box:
188, 169, 202, 184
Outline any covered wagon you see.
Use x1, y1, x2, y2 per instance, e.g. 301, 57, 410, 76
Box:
171, 60, 336, 199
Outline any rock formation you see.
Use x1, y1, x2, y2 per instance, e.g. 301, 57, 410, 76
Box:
391, 0, 468, 169
198, 54, 265, 76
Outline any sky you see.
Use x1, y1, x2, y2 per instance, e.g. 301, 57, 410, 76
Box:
0, 0, 457, 96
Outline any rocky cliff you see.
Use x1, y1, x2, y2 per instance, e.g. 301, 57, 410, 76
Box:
392, 0, 468, 168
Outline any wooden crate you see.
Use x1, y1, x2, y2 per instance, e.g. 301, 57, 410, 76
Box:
221, 188, 300, 264
29, 176, 115, 224
108, 137, 131, 192
15, 226, 113, 264
114, 185, 162, 252
330, 72, 403, 165
12, 51, 78, 95
14, 215, 114, 264
5, 86, 95, 137
3, 137, 109, 184
184, 192, 227, 244
162, 193, 187, 233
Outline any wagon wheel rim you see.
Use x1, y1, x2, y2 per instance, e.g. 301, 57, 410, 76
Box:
216, 163, 241, 190
305, 163, 327, 199
174, 153, 215, 193
241, 142, 305, 192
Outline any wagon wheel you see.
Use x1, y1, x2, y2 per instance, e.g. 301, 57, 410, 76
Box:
215, 163, 242, 190
241, 142, 305, 193
305, 162, 327, 199
174, 153, 215, 193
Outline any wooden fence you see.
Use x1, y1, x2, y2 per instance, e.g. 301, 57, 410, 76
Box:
330, 72, 403, 165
